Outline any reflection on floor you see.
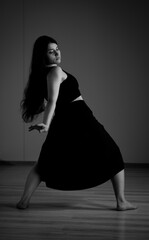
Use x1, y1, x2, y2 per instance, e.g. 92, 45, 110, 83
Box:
0, 163, 149, 240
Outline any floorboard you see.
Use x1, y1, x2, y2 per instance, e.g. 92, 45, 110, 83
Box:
0, 164, 149, 240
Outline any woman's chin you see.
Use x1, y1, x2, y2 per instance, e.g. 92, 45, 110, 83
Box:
56, 58, 61, 64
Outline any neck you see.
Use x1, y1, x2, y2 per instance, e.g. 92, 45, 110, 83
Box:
46, 64, 58, 67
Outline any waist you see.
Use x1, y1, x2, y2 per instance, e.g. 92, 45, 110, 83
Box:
71, 95, 83, 102
55, 95, 83, 108
55, 95, 84, 114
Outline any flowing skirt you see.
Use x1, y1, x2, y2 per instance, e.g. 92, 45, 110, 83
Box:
37, 100, 124, 190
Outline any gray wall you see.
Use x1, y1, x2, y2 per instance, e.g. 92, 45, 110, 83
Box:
0, 0, 148, 163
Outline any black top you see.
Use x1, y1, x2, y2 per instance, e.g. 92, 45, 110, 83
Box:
45, 67, 81, 110
56, 71, 81, 107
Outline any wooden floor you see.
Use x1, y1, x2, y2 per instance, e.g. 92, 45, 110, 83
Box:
0, 164, 149, 240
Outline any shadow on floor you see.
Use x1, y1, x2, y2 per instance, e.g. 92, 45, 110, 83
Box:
0, 202, 115, 211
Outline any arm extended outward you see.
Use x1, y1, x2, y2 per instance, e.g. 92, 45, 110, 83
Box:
29, 67, 62, 133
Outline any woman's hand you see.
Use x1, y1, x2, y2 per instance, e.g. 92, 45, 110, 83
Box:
28, 123, 49, 133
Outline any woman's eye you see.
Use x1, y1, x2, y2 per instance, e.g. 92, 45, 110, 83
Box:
49, 51, 54, 54
48, 48, 60, 54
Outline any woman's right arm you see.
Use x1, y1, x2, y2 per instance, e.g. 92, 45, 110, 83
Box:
29, 66, 62, 133
42, 66, 62, 129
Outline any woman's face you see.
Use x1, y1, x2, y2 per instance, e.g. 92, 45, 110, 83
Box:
46, 43, 61, 66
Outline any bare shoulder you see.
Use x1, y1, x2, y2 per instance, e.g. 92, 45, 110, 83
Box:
47, 66, 62, 80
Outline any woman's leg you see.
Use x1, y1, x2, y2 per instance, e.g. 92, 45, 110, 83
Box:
16, 163, 41, 209
111, 169, 137, 211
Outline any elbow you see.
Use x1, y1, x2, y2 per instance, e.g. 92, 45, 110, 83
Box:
47, 98, 57, 106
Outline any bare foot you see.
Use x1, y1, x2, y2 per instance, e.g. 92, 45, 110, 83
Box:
117, 200, 137, 211
16, 200, 29, 210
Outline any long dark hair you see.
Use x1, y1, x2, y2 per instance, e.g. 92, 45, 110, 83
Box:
20, 36, 58, 123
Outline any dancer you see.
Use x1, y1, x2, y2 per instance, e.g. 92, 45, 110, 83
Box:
17, 36, 137, 211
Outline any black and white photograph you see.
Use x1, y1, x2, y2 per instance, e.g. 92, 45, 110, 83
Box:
0, 0, 148, 239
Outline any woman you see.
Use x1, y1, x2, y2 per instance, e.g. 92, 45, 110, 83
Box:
17, 35, 136, 211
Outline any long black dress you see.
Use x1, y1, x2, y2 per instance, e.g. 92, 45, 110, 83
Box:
37, 67, 124, 190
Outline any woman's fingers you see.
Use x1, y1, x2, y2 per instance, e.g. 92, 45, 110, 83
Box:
29, 125, 41, 132
28, 125, 34, 131
28, 124, 48, 132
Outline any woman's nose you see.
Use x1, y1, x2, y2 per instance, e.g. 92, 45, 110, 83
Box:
55, 50, 59, 56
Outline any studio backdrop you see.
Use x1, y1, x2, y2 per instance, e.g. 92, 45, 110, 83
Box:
0, 0, 148, 163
